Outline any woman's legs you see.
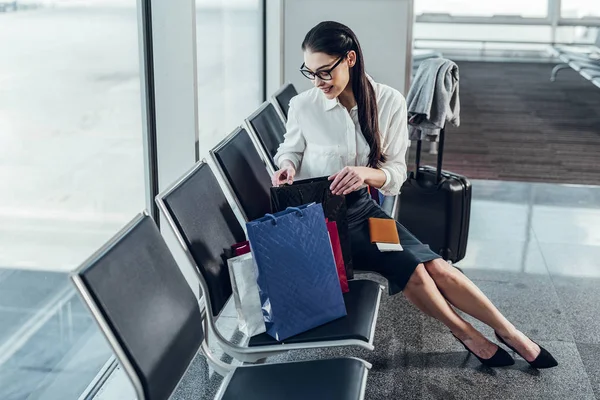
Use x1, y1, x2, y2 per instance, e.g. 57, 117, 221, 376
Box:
423, 258, 540, 362
403, 264, 499, 359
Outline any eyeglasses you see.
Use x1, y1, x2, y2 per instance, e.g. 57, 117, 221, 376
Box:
300, 54, 347, 81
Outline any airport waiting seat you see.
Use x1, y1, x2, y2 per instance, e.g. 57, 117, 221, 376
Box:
71, 213, 372, 400
155, 161, 384, 363
245, 102, 287, 173
271, 82, 298, 121
210, 127, 272, 222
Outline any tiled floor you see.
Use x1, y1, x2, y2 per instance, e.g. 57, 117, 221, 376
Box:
168, 179, 600, 399
409, 62, 600, 187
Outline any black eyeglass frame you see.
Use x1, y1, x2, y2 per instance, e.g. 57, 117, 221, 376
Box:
299, 53, 349, 81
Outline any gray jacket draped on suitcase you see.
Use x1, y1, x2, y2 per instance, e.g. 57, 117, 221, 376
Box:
407, 58, 460, 141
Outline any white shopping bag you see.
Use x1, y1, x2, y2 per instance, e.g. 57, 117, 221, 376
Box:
227, 253, 266, 337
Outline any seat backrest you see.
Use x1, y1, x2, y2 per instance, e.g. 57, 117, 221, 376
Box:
211, 127, 272, 221
246, 102, 286, 169
273, 83, 298, 120
159, 162, 246, 317
71, 214, 203, 400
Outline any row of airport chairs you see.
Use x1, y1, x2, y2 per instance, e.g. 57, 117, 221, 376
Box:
70, 83, 385, 400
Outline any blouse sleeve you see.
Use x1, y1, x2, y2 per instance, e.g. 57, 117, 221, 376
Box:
273, 97, 306, 170
378, 95, 409, 196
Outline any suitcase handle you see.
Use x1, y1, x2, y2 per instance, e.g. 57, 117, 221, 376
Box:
415, 126, 445, 184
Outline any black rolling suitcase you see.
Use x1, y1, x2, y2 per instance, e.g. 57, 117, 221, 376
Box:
397, 128, 471, 263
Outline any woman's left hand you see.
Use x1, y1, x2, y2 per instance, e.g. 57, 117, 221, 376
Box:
328, 166, 371, 195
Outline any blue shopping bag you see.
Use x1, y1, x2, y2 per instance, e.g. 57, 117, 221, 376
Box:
246, 203, 347, 341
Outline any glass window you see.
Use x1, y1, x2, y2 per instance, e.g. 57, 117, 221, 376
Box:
414, 23, 553, 54
0, 0, 144, 398
415, 23, 552, 43
561, 0, 600, 18
555, 27, 599, 44
196, 0, 263, 153
415, 0, 548, 18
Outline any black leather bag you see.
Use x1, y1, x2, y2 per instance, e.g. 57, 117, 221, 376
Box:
270, 177, 354, 279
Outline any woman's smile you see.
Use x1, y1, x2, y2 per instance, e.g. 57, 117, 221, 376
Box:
321, 85, 334, 94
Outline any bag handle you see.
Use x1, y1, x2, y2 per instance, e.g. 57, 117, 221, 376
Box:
264, 213, 277, 225
264, 207, 304, 225
285, 207, 304, 217
415, 126, 446, 184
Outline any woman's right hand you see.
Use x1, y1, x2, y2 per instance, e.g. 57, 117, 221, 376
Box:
272, 162, 296, 187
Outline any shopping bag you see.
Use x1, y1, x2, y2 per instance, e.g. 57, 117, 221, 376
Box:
270, 176, 354, 279
227, 253, 266, 337
232, 240, 251, 256
326, 219, 349, 293
246, 203, 347, 341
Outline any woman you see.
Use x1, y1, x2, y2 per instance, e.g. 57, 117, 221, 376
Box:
272, 21, 557, 369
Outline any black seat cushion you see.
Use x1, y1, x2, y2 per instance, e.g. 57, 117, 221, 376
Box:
275, 84, 298, 120
249, 279, 380, 346
79, 215, 204, 400
212, 128, 272, 221
221, 358, 367, 400
248, 103, 286, 168
162, 163, 246, 317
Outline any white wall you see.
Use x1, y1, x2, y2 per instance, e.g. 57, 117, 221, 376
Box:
272, 0, 414, 95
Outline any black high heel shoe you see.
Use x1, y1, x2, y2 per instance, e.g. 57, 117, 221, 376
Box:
453, 334, 515, 367
494, 332, 558, 369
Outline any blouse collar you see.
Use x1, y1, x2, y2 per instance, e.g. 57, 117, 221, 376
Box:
322, 74, 374, 112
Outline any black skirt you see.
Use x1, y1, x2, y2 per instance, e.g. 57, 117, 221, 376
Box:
346, 188, 441, 294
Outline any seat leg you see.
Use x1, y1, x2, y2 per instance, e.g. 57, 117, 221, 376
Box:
550, 63, 569, 82
201, 338, 235, 377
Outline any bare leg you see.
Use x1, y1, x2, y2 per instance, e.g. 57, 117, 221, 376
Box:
424, 259, 540, 362
403, 264, 499, 359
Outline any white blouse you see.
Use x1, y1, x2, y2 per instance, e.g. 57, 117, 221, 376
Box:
274, 77, 409, 196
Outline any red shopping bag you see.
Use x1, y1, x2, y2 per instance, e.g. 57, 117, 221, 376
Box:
232, 240, 251, 256
326, 219, 349, 293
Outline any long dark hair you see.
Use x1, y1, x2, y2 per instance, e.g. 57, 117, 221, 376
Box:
302, 21, 385, 168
